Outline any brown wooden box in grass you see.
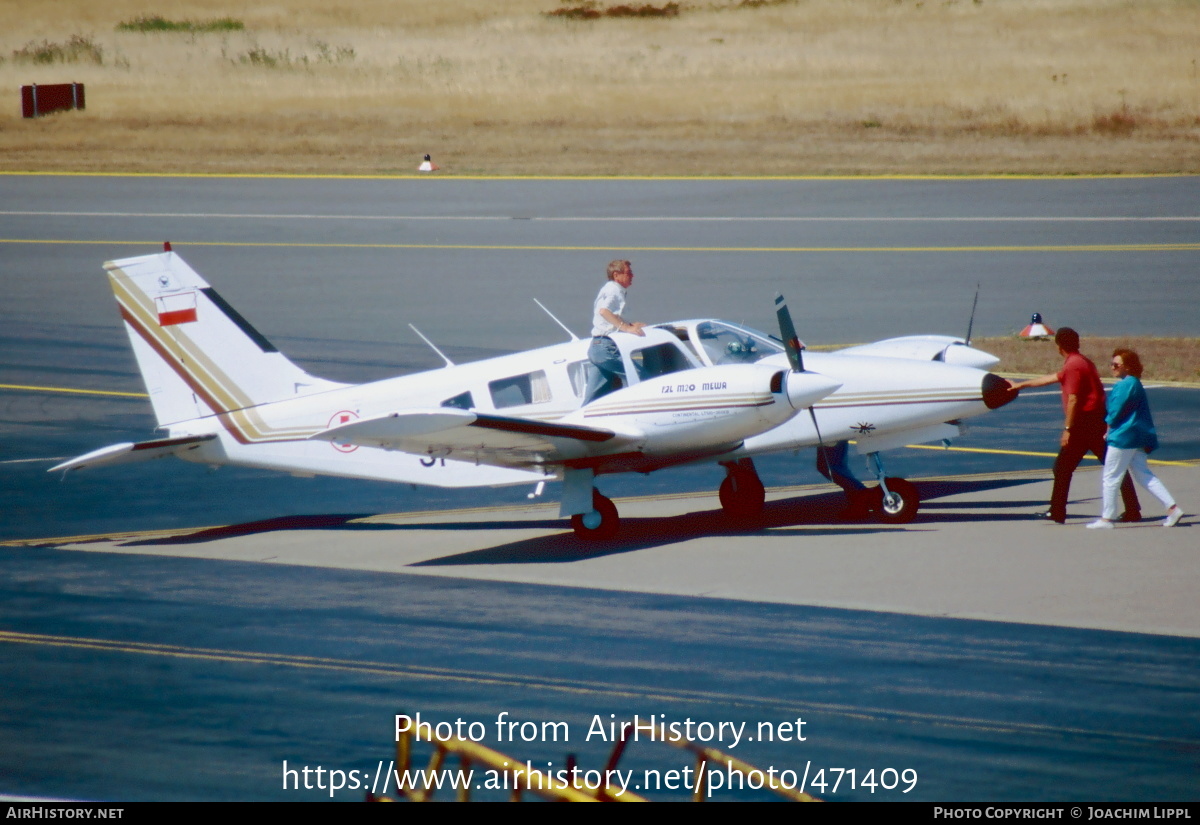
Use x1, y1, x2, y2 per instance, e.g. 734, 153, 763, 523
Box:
20, 83, 85, 118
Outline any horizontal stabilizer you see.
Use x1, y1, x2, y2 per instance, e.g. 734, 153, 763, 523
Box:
49, 434, 216, 473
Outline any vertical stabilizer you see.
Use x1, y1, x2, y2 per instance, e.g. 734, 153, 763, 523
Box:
107, 251, 345, 428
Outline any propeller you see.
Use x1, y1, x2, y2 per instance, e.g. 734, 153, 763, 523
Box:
774, 293, 805, 372
775, 293, 835, 457
773, 293, 841, 411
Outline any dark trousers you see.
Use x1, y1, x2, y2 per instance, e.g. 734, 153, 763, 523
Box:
816, 440, 867, 493
1050, 412, 1139, 521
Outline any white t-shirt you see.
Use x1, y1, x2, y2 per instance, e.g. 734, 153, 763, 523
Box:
591, 281, 627, 337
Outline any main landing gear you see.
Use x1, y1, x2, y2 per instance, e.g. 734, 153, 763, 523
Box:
719, 458, 766, 519
563, 468, 621, 540
569, 489, 620, 540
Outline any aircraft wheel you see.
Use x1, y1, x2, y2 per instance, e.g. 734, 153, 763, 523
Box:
719, 470, 766, 519
570, 490, 620, 540
876, 478, 919, 524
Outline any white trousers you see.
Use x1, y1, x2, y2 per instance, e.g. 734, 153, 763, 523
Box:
1101, 446, 1175, 520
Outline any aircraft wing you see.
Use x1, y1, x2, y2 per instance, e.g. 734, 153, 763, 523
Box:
834, 336, 1000, 370
308, 408, 639, 468
49, 434, 217, 473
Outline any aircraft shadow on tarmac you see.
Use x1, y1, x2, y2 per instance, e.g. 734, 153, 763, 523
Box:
412, 477, 1040, 566
115, 477, 1039, 563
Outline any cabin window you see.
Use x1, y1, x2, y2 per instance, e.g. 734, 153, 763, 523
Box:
567, 360, 588, 398
489, 370, 552, 409
440, 391, 474, 410
629, 343, 692, 382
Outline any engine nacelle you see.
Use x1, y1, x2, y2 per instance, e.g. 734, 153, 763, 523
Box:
575, 364, 840, 455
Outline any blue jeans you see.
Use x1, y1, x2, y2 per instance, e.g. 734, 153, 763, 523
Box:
583, 337, 625, 405
816, 440, 867, 492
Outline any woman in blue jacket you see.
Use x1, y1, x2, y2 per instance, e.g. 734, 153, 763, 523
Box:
1088, 349, 1185, 529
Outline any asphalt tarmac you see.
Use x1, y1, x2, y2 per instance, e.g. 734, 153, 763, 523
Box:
1, 174, 1198, 802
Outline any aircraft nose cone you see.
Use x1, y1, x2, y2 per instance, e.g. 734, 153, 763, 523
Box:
785, 371, 842, 409
981, 372, 1019, 409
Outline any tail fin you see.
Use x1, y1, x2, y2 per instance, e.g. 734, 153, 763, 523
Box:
107, 249, 345, 428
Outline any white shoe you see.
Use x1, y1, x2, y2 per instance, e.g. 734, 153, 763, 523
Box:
1163, 507, 1184, 528
1086, 519, 1114, 530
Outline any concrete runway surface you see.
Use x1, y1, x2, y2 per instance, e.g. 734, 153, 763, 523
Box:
1, 174, 1198, 801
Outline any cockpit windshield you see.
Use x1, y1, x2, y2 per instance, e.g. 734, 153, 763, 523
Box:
693, 321, 784, 366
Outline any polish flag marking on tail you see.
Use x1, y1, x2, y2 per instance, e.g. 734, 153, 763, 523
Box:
156, 291, 198, 326
328, 410, 360, 452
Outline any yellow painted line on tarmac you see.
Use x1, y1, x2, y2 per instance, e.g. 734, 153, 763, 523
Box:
1, 529, 211, 548
0, 629, 977, 722
0, 382, 146, 398
0, 629, 660, 698
903, 442, 1198, 467
4, 238, 1200, 253
0, 630, 1186, 746
3, 171, 1197, 181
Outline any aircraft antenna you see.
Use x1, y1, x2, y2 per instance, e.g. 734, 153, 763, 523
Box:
408, 324, 456, 367
964, 283, 980, 345
533, 298, 579, 341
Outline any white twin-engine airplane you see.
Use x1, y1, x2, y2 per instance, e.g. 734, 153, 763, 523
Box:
52, 247, 1017, 539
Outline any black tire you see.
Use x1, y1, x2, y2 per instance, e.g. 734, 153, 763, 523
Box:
719, 470, 766, 519
570, 490, 620, 540
876, 478, 919, 524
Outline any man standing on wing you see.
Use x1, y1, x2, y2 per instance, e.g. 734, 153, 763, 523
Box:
582, 259, 645, 405
1008, 327, 1139, 524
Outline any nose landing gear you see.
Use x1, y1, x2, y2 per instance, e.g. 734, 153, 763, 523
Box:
869, 452, 919, 524
875, 476, 919, 524
817, 443, 921, 524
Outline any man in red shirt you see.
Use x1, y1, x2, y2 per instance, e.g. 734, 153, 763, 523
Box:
1009, 328, 1139, 524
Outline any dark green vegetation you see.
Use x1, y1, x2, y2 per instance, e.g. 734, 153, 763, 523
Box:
546, 2, 682, 18
11, 35, 103, 65
115, 16, 244, 33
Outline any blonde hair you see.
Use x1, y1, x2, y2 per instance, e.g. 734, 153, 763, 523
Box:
606, 259, 631, 281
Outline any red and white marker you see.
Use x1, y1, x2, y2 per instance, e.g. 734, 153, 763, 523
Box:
418, 154, 440, 172
1019, 312, 1054, 338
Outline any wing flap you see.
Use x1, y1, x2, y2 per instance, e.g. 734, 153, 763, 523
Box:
309, 409, 631, 466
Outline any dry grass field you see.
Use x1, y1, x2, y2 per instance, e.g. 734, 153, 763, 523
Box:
1, 0, 1199, 175
973, 337, 1200, 383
